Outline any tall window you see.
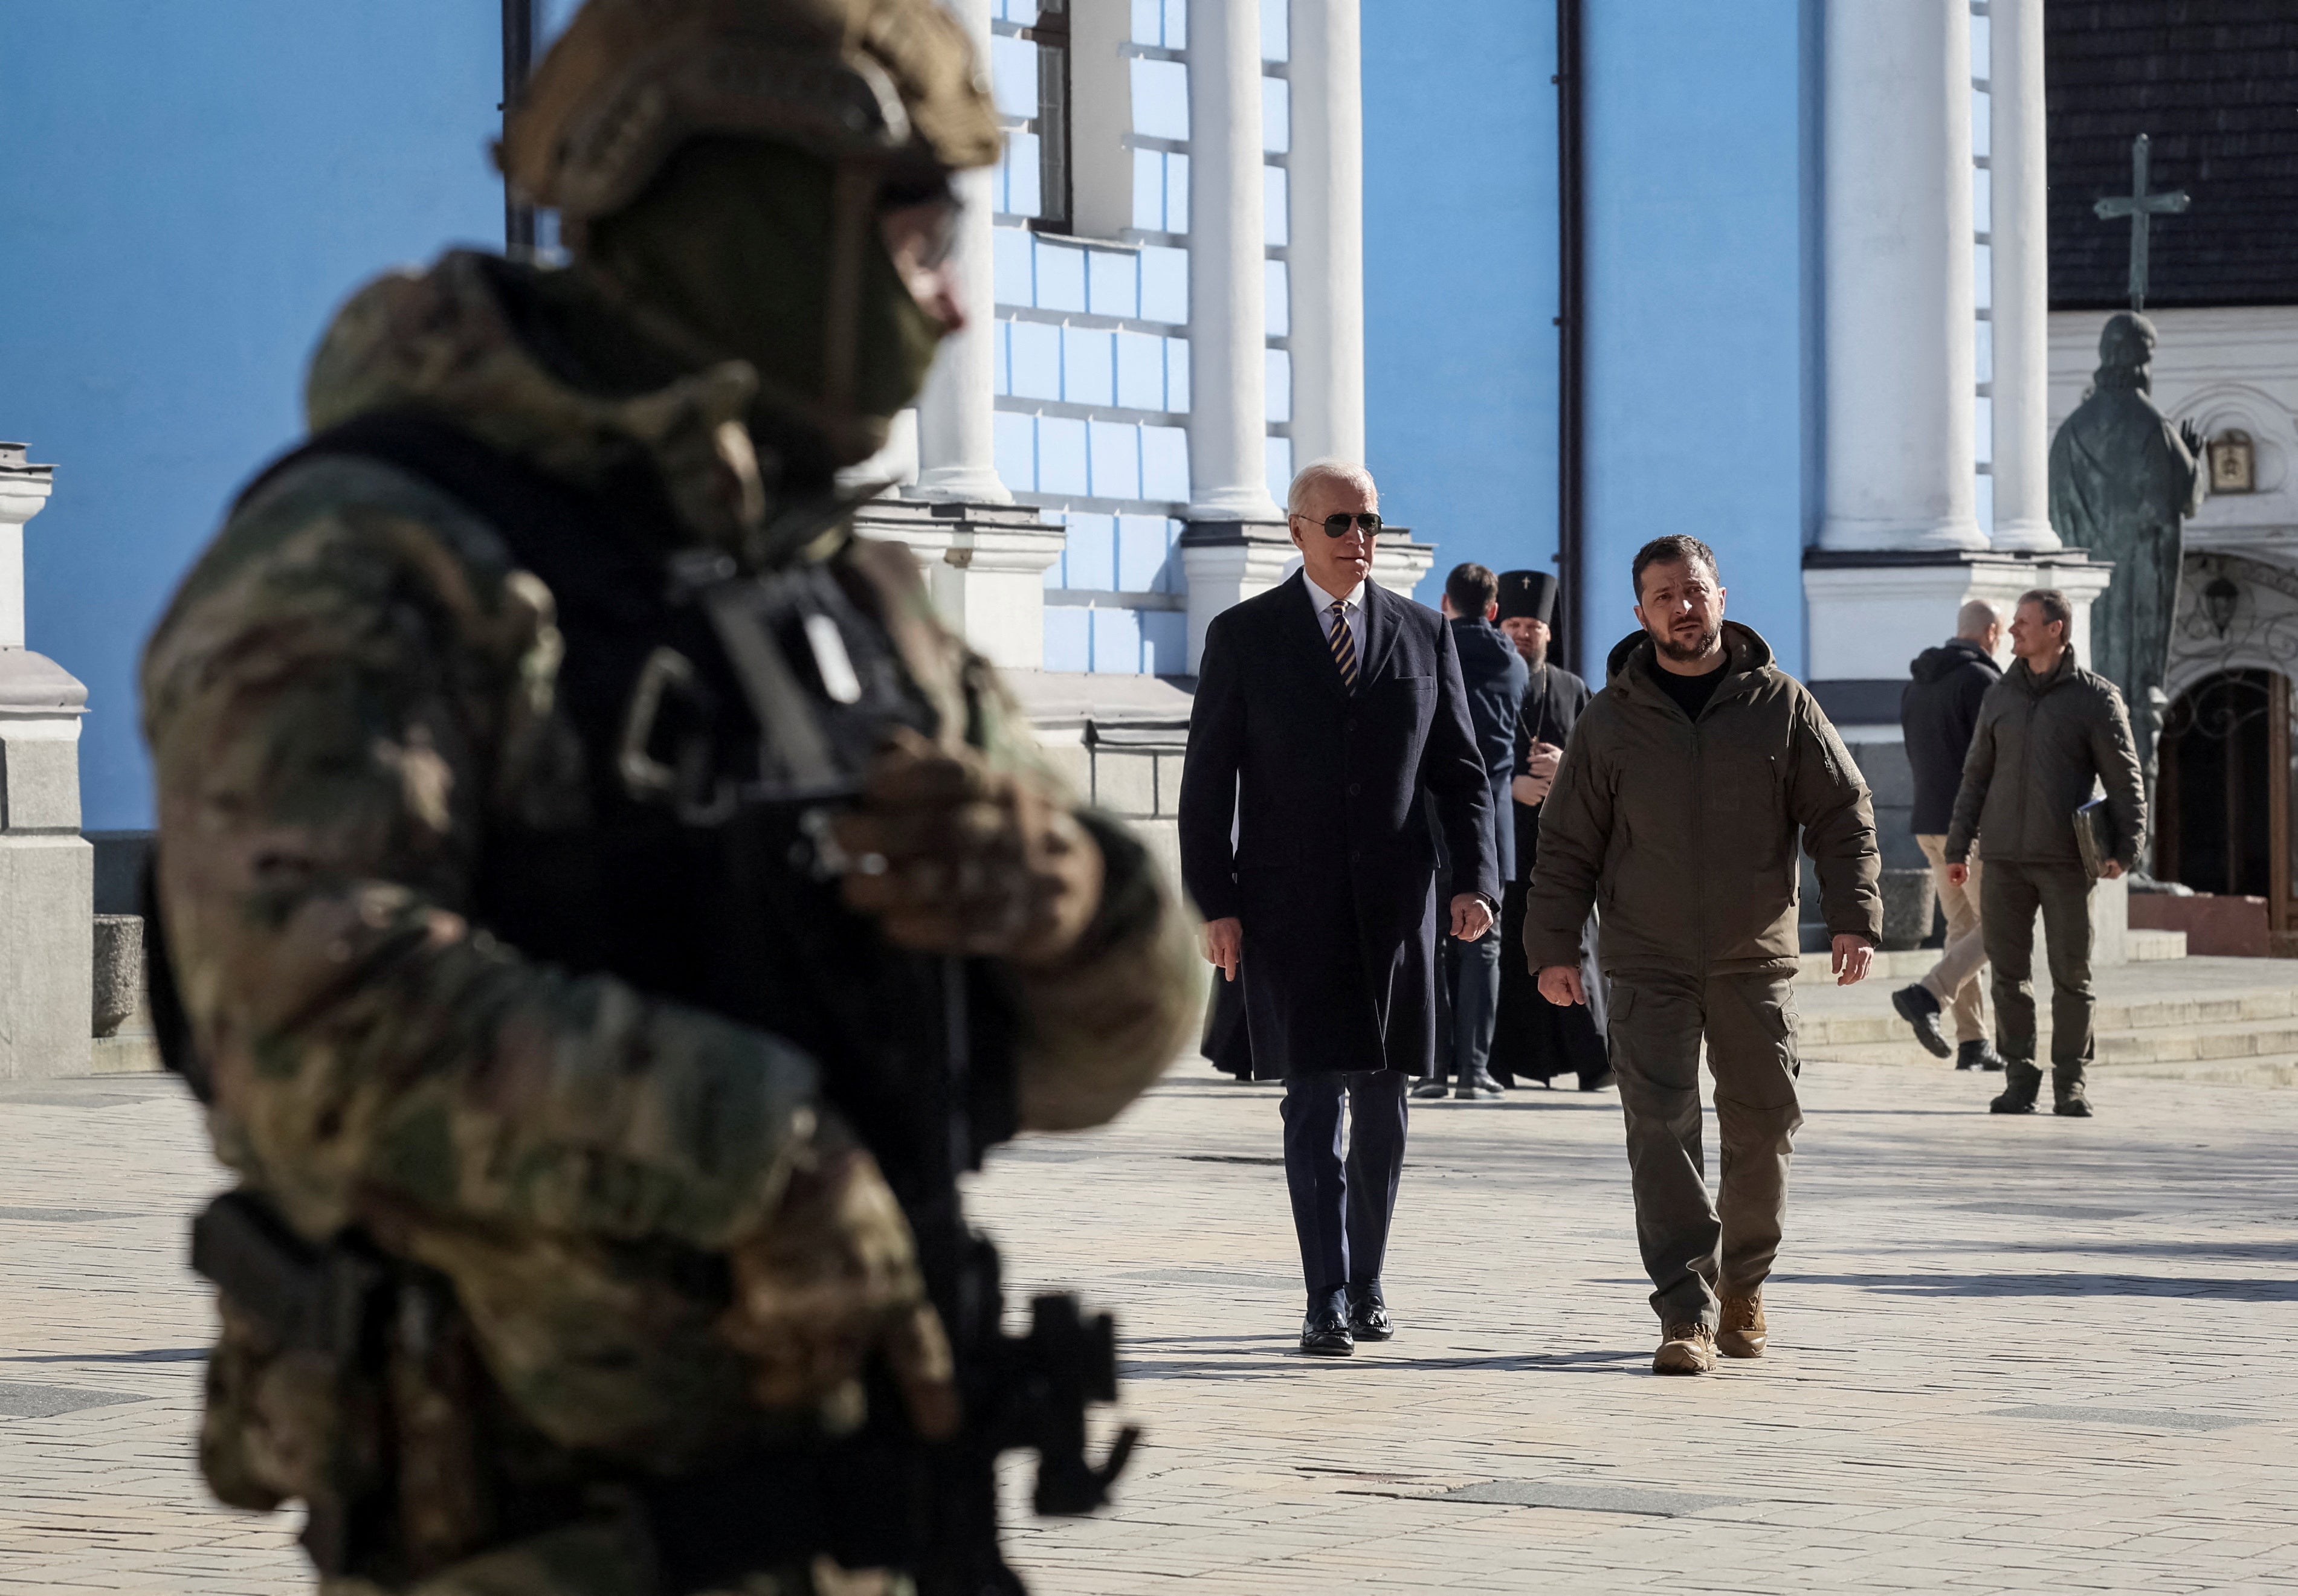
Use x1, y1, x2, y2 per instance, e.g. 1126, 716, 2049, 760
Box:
990, 1, 1071, 234
990, 0, 1195, 675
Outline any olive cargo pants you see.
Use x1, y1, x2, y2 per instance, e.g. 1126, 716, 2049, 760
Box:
1606, 971, 1803, 1330
1981, 859, 2095, 1087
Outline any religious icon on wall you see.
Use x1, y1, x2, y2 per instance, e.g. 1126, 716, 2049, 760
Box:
2207, 430, 2256, 495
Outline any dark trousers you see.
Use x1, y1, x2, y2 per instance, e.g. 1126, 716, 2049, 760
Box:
1982, 859, 2096, 1084
1607, 971, 1802, 1328
1279, 1070, 1408, 1315
1430, 929, 1502, 1083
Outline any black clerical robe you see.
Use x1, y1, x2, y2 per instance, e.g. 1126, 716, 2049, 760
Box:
1494, 660, 1610, 1086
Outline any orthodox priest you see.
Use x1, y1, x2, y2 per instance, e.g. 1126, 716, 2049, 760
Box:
1490, 571, 1612, 1090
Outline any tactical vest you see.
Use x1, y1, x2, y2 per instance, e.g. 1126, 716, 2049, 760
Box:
155, 411, 1079, 1595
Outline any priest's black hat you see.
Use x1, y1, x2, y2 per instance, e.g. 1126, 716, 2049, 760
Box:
1496, 570, 1558, 624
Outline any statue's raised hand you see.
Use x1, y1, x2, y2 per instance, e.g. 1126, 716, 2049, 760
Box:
2180, 417, 2206, 461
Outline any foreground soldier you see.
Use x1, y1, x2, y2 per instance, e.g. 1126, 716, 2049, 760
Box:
139, 3, 1198, 1591
1525, 536, 1880, 1375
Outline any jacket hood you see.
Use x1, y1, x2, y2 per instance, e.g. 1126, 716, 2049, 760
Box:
303, 249, 787, 562
1911, 637, 2003, 684
1605, 619, 1774, 687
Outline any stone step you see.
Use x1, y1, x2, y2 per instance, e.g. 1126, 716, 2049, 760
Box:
2097, 1016, 2298, 1066
1801, 985, 2298, 1049
1790, 927, 2186, 985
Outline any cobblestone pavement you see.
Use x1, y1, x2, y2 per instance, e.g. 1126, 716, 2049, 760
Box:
5, 1056, 2297, 1592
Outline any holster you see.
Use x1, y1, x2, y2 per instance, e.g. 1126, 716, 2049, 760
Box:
192, 1190, 495, 1581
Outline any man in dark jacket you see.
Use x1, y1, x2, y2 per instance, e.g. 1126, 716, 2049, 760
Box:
1944, 589, 2146, 1118
1891, 600, 2006, 1070
1179, 460, 1498, 1357
1526, 536, 1881, 1375
1416, 563, 1529, 1101
1490, 569, 1610, 1090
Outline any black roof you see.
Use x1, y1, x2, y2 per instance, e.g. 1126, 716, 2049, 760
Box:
2046, 1, 2298, 309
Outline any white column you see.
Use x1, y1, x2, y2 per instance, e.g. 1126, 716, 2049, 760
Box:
1819, 0, 1986, 552
0, 443, 91, 1081
910, 0, 1009, 504
0, 444, 52, 650
1186, 0, 1282, 521
1286, 0, 1364, 468
1987, 0, 2059, 551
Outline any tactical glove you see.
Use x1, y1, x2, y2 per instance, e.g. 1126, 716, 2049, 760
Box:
831, 727, 1104, 968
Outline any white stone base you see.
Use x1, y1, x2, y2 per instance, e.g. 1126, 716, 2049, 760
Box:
1804, 550, 2115, 684
0, 646, 91, 1081
850, 497, 1066, 671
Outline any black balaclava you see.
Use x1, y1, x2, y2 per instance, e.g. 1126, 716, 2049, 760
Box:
580, 137, 947, 488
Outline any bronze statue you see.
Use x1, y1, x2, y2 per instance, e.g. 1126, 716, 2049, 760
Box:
2047, 311, 2205, 785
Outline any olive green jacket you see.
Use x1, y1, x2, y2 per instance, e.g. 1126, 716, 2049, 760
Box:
1944, 643, 2146, 869
1523, 623, 1883, 979
141, 251, 1198, 1469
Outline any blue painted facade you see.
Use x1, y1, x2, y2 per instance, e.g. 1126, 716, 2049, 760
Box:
0, 4, 506, 830
1362, 0, 1561, 614
1365, 0, 1819, 678
5, 0, 1828, 825
1578, 0, 1820, 680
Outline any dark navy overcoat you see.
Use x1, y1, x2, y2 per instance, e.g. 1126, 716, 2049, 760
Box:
1178, 572, 1499, 1079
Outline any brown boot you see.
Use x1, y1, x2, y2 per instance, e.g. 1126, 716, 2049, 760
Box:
1653, 1322, 1716, 1375
1717, 1290, 1767, 1358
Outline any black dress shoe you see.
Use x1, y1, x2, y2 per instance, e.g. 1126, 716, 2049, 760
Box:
1347, 1298, 1394, 1340
1299, 1308, 1355, 1357
1892, 984, 1952, 1058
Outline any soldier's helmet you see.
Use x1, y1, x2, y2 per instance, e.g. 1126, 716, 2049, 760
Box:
500, 0, 1002, 223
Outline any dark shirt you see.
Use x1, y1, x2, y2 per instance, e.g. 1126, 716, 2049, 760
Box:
1648, 653, 1728, 722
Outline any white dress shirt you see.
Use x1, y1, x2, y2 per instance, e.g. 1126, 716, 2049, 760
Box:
1305, 573, 1366, 665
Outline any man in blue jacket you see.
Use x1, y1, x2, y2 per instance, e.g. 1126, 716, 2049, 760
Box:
1178, 460, 1499, 1357
1415, 563, 1528, 1101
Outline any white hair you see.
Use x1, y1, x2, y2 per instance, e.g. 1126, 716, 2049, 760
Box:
1286, 457, 1378, 515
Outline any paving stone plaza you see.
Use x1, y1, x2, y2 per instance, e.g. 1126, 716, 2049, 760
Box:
5, 1026, 2297, 1593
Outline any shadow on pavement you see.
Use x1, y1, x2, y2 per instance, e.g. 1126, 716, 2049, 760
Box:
1805, 1270, 2298, 1301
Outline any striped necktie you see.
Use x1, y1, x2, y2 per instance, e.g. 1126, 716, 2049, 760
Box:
1326, 600, 1358, 690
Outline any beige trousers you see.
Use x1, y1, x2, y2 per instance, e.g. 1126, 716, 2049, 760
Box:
1915, 834, 1986, 1044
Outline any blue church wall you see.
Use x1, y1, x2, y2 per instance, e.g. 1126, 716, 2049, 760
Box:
1580, 0, 1819, 679
1362, 0, 1561, 610
0, 4, 507, 831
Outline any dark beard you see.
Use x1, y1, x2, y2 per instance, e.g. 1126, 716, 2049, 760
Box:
1654, 621, 1722, 663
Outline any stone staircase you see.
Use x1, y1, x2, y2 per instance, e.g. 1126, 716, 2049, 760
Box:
1792, 941, 2298, 1085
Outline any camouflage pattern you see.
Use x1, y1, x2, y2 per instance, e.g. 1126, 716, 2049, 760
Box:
500, 0, 1005, 222
143, 247, 1199, 1585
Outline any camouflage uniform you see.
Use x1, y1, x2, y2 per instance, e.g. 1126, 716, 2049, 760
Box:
141, 6, 1197, 1592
